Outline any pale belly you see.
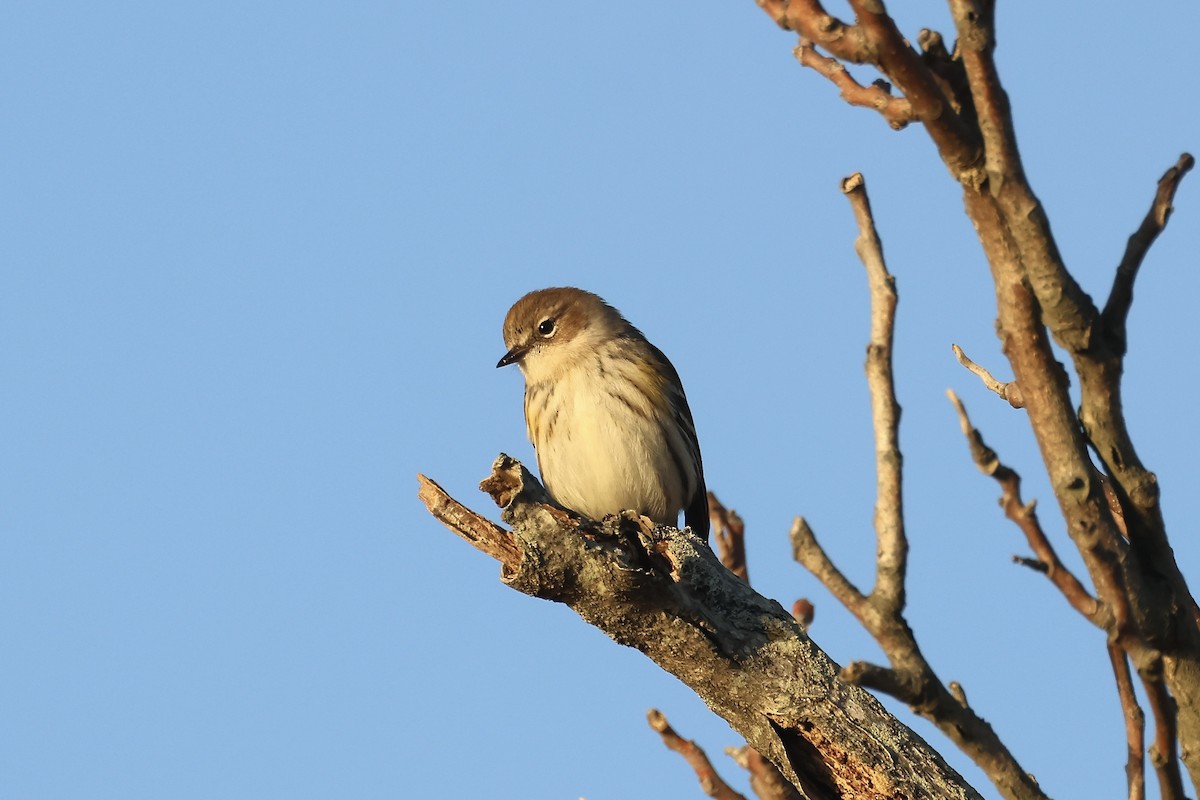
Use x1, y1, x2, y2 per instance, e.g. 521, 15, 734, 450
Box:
532, 378, 685, 526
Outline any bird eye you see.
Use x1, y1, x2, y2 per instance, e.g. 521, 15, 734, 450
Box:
537, 318, 556, 337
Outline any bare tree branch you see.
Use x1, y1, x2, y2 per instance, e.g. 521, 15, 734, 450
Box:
709, 491, 749, 583
761, 13, 1195, 749
699, 494, 797, 797
842, 173, 907, 617
937, 21, 1200, 735
793, 40, 914, 130
1141, 674, 1186, 800
947, 0, 1098, 352
1102, 153, 1195, 350
787, 175, 1047, 800
933, 29, 1199, 750
757, 1, 983, 181
1077, 153, 1196, 544
1065, 152, 1200, 789
648, 709, 747, 800
840, 659, 916, 700
915, 10, 1199, 776
946, 390, 1103, 624
1107, 643, 1146, 800
944, 385, 1191, 793
790, 516, 868, 620
844, 0, 980, 176
434, 5, 1200, 798
420, 456, 983, 799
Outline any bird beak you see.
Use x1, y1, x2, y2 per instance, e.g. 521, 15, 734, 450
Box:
496, 344, 528, 368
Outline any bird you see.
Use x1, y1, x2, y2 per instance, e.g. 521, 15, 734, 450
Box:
497, 287, 709, 540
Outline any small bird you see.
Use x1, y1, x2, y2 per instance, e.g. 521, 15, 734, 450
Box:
497, 287, 709, 540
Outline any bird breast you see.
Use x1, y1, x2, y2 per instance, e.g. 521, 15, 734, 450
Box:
526, 355, 685, 527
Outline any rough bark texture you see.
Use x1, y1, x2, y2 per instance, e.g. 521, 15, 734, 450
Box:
419, 457, 982, 800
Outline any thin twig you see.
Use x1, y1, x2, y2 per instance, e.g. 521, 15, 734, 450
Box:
790, 516, 868, 623
794, 40, 915, 129
1140, 676, 1186, 800
648, 709, 747, 800
952, 344, 1024, 408
788, 176, 1047, 800
1102, 153, 1195, 351
1106, 643, 1146, 800
842, 172, 907, 616
1069, 156, 1200, 766
946, 391, 1103, 624
709, 491, 749, 582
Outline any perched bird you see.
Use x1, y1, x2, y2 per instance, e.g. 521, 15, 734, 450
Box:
497, 287, 709, 540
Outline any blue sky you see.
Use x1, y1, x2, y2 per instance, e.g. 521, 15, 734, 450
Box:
4, 2, 1199, 798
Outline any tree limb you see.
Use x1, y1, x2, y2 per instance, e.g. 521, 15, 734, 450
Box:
937, 20, 1200, 737
419, 456, 982, 800
699, 493, 795, 796
787, 175, 1047, 800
